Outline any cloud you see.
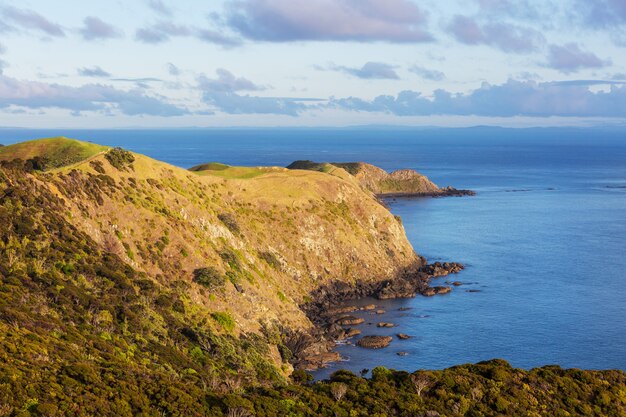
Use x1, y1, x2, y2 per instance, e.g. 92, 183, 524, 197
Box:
475, 0, 540, 19
80, 17, 122, 40
326, 62, 400, 79
198, 69, 264, 93
78, 66, 111, 77
409, 66, 445, 81
547, 43, 610, 73
198, 69, 319, 115
330, 79, 626, 118
167, 63, 180, 76
576, 0, 626, 28
0, 43, 6, 54
0, 74, 188, 116
135, 21, 241, 46
448, 15, 544, 53
225, 0, 433, 42
147, 0, 173, 16
1, 6, 65, 37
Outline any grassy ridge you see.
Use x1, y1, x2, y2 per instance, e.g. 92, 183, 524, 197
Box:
0, 137, 108, 170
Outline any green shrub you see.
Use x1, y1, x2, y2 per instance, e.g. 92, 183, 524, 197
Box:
105, 147, 135, 170
218, 213, 240, 234
211, 312, 235, 332
192, 267, 226, 290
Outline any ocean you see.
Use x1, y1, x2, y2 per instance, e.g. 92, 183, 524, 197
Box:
2, 127, 625, 376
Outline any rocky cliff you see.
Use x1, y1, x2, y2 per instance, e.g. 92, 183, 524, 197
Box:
287, 160, 473, 196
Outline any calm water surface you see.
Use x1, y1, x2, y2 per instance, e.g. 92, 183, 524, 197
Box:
1, 127, 624, 375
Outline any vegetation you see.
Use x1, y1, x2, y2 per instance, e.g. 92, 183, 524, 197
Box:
0, 139, 624, 416
105, 147, 135, 170
0, 137, 107, 170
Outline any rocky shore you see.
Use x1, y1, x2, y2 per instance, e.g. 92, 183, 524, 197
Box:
296, 261, 464, 370
379, 186, 476, 199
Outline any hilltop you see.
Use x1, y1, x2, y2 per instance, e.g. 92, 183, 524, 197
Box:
287, 160, 474, 197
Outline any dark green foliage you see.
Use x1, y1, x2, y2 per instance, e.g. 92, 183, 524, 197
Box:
105, 147, 135, 171
218, 212, 240, 234
259, 251, 282, 270
193, 267, 226, 290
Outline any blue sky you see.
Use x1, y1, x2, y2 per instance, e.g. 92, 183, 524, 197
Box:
0, 0, 625, 127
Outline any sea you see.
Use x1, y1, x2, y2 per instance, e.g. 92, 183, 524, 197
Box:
1, 126, 625, 377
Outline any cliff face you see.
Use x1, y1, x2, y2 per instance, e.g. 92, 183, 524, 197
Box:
0, 138, 420, 365
287, 160, 442, 195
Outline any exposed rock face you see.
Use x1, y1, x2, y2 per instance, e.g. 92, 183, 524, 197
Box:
357, 335, 393, 349
287, 160, 474, 197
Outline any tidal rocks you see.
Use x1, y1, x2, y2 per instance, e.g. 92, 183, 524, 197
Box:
377, 322, 395, 328
397, 333, 412, 340
422, 262, 464, 277
357, 335, 393, 349
362, 304, 377, 311
397, 351, 409, 356
345, 328, 362, 338
300, 351, 342, 371
423, 286, 452, 297
336, 316, 365, 326
376, 309, 386, 314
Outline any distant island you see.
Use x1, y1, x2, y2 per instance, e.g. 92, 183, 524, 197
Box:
0, 137, 623, 416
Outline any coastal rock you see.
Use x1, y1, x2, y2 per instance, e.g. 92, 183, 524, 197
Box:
397, 333, 412, 340
452, 281, 463, 286
336, 316, 365, 326
345, 328, 361, 338
300, 351, 342, 371
377, 322, 395, 328
433, 286, 452, 295
362, 304, 377, 311
376, 309, 385, 314
397, 351, 409, 356
357, 335, 393, 349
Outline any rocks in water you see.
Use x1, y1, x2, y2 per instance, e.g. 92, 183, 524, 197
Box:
377, 322, 395, 328
376, 309, 385, 314
422, 262, 464, 277
397, 351, 409, 356
422, 286, 452, 297
336, 315, 365, 326
397, 333, 411, 340
357, 335, 392, 349
300, 351, 342, 371
398, 307, 412, 311
361, 304, 377, 311
345, 328, 361, 338
452, 281, 463, 286
466, 289, 482, 293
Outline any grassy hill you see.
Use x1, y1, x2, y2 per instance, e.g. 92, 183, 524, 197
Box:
287, 160, 442, 195
0, 137, 108, 170
0, 138, 623, 416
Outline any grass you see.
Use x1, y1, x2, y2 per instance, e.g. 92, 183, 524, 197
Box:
190, 164, 272, 179
0, 137, 108, 169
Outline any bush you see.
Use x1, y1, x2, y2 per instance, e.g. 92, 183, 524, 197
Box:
211, 312, 235, 332
259, 251, 281, 270
193, 267, 226, 290
105, 147, 135, 170
218, 213, 240, 234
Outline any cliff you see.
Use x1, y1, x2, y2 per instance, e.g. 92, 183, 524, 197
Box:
287, 160, 473, 196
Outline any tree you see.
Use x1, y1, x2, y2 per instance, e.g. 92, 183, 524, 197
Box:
411, 372, 432, 397
330, 382, 348, 402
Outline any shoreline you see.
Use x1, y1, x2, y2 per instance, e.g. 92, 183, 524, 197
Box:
295, 261, 465, 371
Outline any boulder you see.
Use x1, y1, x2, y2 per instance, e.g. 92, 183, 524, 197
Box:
397, 333, 412, 340
357, 335, 393, 349
336, 315, 365, 326
377, 322, 395, 328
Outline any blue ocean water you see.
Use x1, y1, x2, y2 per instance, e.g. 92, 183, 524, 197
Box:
1, 127, 625, 374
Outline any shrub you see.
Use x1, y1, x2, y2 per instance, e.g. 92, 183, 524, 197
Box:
211, 312, 235, 332
218, 213, 240, 234
259, 251, 281, 270
105, 147, 135, 170
193, 267, 226, 290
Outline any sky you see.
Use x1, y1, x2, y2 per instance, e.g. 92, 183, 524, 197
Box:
0, 0, 625, 128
